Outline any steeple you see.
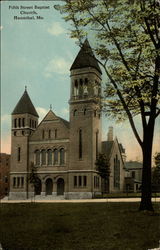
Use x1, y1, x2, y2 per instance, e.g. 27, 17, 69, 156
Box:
12, 89, 39, 117
69, 39, 102, 176
70, 39, 102, 74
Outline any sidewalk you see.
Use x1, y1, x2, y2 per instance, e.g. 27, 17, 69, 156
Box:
1, 197, 160, 203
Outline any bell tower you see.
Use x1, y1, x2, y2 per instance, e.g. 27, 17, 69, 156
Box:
10, 88, 39, 199
68, 39, 102, 198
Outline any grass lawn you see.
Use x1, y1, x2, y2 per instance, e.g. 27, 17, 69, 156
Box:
94, 192, 160, 198
0, 202, 159, 250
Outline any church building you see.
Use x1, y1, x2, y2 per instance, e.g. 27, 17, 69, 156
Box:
9, 40, 125, 200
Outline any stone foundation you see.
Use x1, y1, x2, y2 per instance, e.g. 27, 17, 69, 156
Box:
66, 192, 93, 199
8, 192, 93, 200
9, 192, 27, 200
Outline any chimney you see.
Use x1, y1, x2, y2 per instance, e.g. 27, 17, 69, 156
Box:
107, 126, 113, 141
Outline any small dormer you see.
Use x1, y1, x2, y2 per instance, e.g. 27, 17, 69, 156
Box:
11, 88, 39, 136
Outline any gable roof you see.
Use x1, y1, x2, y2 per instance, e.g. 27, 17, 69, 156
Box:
70, 39, 102, 74
43, 110, 58, 121
12, 90, 39, 117
41, 110, 70, 129
102, 138, 126, 165
102, 141, 114, 157
119, 143, 125, 154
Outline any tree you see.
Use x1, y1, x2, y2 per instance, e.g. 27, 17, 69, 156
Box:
95, 154, 110, 195
55, 0, 160, 211
154, 152, 160, 168
152, 153, 160, 192
28, 162, 40, 196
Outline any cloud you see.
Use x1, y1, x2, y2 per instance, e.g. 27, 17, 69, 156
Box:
61, 108, 69, 115
47, 22, 65, 36
1, 114, 10, 123
36, 107, 48, 122
44, 57, 71, 77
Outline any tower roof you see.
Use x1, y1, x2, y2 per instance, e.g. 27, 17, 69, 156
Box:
70, 39, 102, 74
12, 89, 39, 117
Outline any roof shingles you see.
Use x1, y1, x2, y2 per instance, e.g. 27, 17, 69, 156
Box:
70, 39, 102, 74
12, 90, 39, 117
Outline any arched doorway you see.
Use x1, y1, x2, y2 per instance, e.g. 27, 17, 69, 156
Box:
45, 178, 53, 195
34, 178, 42, 195
57, 178, 64, 195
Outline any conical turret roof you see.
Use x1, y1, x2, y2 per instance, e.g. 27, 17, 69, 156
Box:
70, 39, 102, 74
12, 89, 39, 117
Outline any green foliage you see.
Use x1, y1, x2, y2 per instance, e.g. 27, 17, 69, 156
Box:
152, 152, 160, 189
55, 0, 160, 209
28, 162, 40, 187
95, 153, 110, 180
154, 152, 160, 168
55, 0, 160, 139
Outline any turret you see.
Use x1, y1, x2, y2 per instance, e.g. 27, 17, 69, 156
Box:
69, 40, 102, 170
10, 88, 39, 199
12, 87, 39, 135
70, 39, 102, 103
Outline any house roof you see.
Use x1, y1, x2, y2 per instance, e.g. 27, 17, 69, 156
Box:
70, 39, 102, 74
101, 141, 114, 158
43, 110, 57, 121
119, 143, 125, 154
41, 110, 70, 129
12, 90, 39, 117
125, 161, 143, 169
58, 117, 70, 129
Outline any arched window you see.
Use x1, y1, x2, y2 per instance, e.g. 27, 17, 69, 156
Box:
73, 109, 78, 116
35, 150, 40, 165
54, 149, 58, 164
42, 130, 45, 139
114, 155, 120, 189
47, 149, 52, 165
17, 147, 21, 161
14, 131, 17, 136
41, 150, 46, 165
55, 129, 57, 139
18, 118, 21, 127
79, 129, 82, 159
84, 109, 87, 115
79, 79, 83, 97
22, 118, 25, 127
32, 120, 34, 128
35, 121, 37, 128
14, 118, 17, 128
85, 78, 88, 84
74, 80, 78, 96
48, 130, 51, 139
96, 131, 99, 159
60, 148, 65, 165
13, 177, 16, 187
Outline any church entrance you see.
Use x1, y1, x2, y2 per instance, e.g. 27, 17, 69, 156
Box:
34, 178, 42, 195
45, 178, 53, 195
57, 178, 64, 195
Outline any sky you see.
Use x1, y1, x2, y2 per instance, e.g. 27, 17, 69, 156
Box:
1, 0, 160, 163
